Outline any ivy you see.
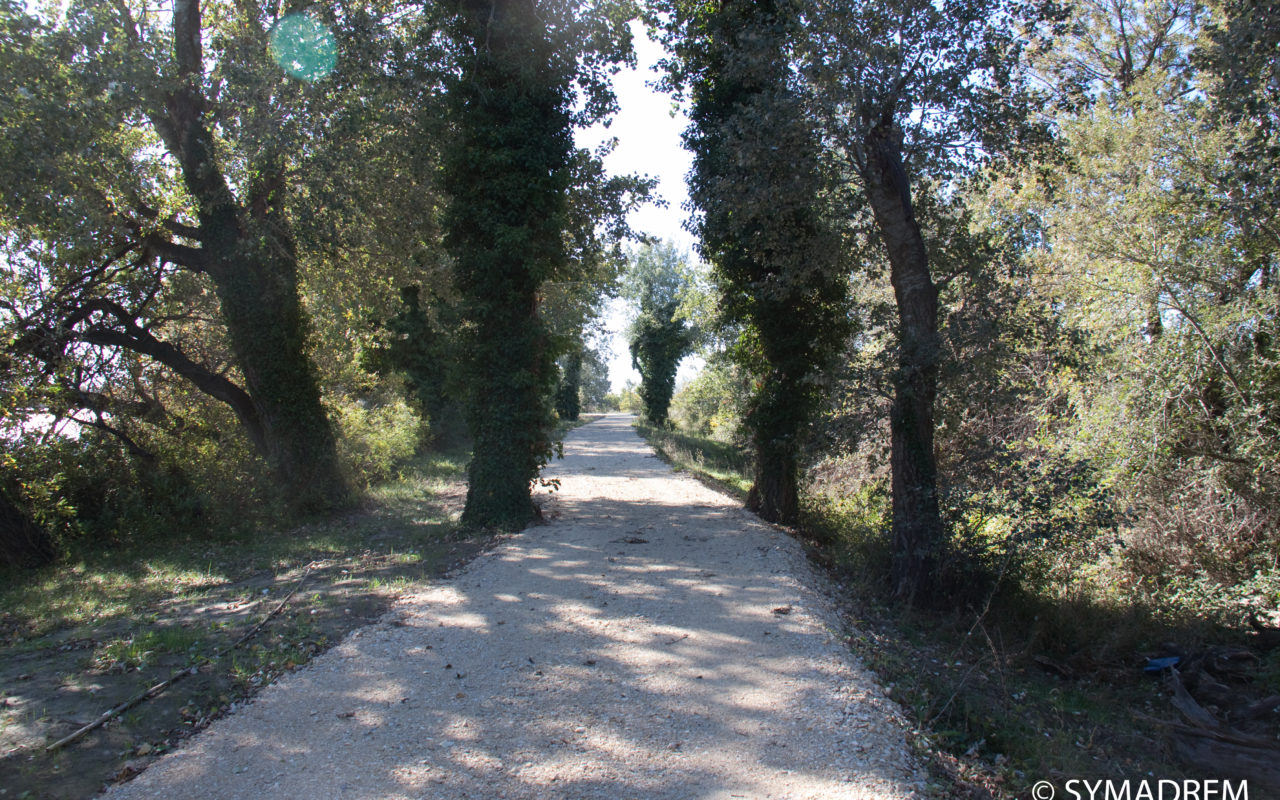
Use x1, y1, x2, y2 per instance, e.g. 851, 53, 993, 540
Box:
440, 0, 576, 529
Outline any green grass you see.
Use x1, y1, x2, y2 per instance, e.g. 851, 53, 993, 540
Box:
0, 446, 471, 646
632, 421, 754, 496
92, 627, 206, 671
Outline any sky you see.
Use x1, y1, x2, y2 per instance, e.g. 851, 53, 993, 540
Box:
573, 23, 698, 393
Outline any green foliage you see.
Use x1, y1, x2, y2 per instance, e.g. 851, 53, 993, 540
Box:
0, 0, 388, 517
669, 357, 746, 439
657, 0, 852, 524
364, 286, 467, 447
802, 470, 892, 571
332, 398, 423, 489
977, 54, 1280, 614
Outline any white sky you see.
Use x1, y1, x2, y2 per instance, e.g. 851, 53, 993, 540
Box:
573, 23, 699, 392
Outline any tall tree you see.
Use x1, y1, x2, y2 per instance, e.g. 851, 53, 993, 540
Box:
0, 1, 355, 512
623, 242, 694, 427
439, 0, 633, 528
805, 0, 1043, 602
656, 0, 851, 524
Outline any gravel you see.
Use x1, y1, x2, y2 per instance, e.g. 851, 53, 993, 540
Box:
104, 413, 925, 799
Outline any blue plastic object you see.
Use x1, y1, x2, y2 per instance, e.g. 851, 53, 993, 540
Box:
1144, 656, 1181, 673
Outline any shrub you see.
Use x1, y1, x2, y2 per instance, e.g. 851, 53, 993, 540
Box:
333, 398, 423, 488
669, 359, 745, 439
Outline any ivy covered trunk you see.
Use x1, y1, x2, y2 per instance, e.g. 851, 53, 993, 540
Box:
555, 349, 583, 422
683, 0, 849, 527
153, 1, 349, 514
442, 0, 572, 529
630, 302, 687, 427
862, 124, 945, 605
207, 229, 349, 514
745, 378, 801, 524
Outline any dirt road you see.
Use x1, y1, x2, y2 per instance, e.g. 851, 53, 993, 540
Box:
104, 414, 924, 799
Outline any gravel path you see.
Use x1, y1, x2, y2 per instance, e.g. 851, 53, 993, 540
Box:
105, 414, 924, 799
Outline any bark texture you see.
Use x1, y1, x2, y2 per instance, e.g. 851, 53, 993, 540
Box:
861, 124, 945, 605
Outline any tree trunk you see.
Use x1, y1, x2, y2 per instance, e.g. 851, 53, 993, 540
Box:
146, 0, 349, 514
556, 349, 582, 422
747, 431, 799, 525
461, 304, 548, 529
861, 124, 946, 605
443, 0, 570, 529
208, 238, 349, 514
0, 486, 55, 569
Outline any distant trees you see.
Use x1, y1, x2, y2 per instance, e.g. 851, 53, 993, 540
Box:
623, 242, 694, 427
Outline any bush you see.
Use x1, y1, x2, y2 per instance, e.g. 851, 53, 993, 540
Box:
604, 383, 642, 414
803, 455, 893, 573
333, 398, 424, 488
4, 428, 217, 554
669, 359, 745, 439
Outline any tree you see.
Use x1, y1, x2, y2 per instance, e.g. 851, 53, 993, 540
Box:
657, 0, 851, 524
579, 346, 612, 411
979, 3, 1280, 587
1201, 0, 1280, 249
0, 1, 355, 513
439, 0, 633, 528
366, 285, 467, 446
623, 242, 694, 426
555, 349, 584, 421
804, 0, 1043, 602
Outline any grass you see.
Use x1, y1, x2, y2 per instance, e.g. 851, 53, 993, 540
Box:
632, 421, 754, 496
92, 627, 206, 672
0, 445, 472, 645
0, 443, 482, 799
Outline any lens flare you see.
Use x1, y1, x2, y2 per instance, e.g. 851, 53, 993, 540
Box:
269, 13, 337, 82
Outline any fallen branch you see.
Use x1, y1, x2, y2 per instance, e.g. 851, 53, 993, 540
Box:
1134, 668, 1280, 794
45, 563, 315, 752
